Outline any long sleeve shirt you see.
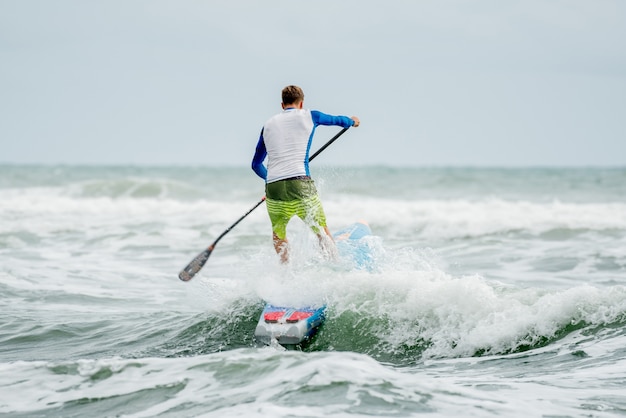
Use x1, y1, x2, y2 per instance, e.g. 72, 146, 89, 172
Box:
251, 108, 354, 183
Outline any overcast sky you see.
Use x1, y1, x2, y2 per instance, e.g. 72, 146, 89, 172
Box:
1, 1, 625, 167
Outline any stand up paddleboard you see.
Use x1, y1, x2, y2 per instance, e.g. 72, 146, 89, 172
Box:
254, 221, 373, 346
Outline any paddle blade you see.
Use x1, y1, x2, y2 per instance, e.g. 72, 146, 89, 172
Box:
179, 246, 213, 282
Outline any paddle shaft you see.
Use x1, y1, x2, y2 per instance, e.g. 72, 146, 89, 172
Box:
178, 127, 350, 281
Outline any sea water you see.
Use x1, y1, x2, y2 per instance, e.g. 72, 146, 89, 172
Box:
1, 164, 625, 417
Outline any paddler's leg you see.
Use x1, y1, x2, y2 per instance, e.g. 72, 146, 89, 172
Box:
317, 226, 338, 260
266, 180, 294, 263
266, 195, 292, 263
273, 232, 289, 263
301, 194, 338, 260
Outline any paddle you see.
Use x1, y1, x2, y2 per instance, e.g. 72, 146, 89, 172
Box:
178, 127, 350, 282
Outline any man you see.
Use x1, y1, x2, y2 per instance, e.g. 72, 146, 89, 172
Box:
251, 85, 360, 263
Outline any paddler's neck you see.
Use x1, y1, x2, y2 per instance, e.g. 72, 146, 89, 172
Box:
282, 100, 304, 111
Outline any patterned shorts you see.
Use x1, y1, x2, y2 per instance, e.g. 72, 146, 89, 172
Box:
265, 177, 327, 240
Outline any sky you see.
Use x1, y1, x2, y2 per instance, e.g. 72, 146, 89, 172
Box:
1, 0, 625, 167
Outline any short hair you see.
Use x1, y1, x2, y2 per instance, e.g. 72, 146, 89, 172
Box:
282, 85, 304, 105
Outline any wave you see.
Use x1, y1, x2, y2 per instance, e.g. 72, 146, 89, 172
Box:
145, 254, 626, 366
3, 335, 625, 417
2, 191, 626, 237
0, 349, 439, 417
325, 197, 626, 240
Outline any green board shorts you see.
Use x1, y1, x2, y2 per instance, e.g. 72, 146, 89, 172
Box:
265, 177, 327, 240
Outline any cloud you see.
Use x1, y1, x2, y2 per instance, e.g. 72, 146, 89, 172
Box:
1, 0, 625, 166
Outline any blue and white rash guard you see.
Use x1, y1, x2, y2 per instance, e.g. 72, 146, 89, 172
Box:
251, 108, 354, 183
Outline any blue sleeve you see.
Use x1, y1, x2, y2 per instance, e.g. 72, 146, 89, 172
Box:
251, 129, 268, 180
311, 110, 355, 128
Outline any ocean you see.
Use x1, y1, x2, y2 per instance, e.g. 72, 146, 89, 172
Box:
1, 163, 625, 417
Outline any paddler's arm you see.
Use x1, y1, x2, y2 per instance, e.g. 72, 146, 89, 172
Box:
251, 128, 268, 180
311, 110, 360, 128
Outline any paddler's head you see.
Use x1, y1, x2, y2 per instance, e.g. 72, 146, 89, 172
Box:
281, 85, 304, 110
